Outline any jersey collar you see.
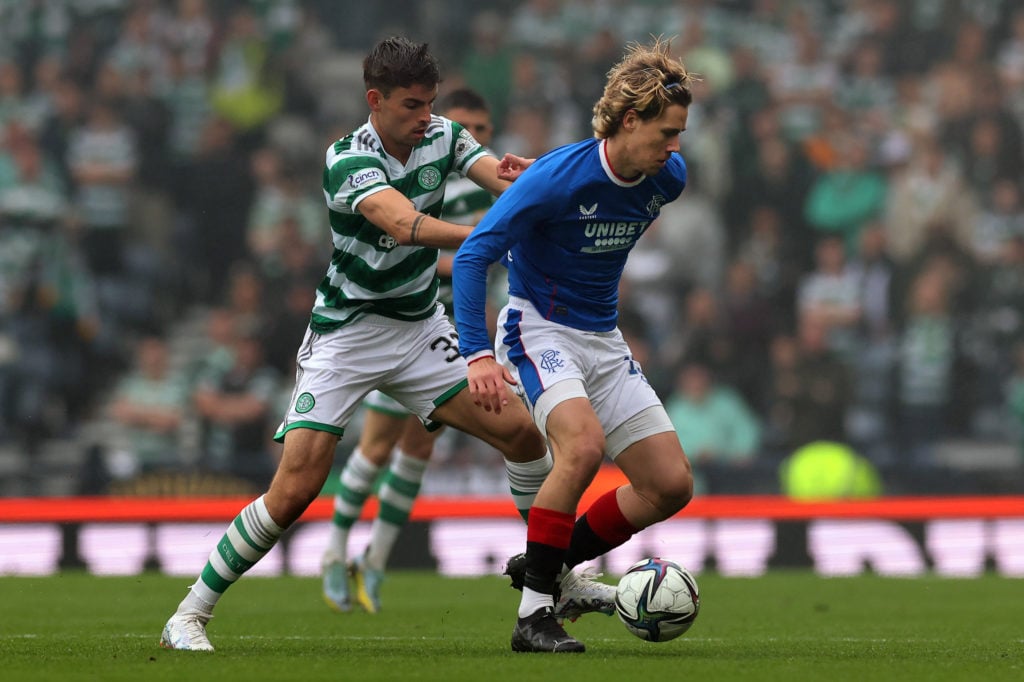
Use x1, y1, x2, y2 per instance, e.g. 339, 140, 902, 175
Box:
599, 138, 646, 187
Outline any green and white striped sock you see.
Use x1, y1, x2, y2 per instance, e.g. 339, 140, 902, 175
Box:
182, 495, 284, 612
505, 451, 553, 523
364, 449, 427, 571
324, 448, 382, 564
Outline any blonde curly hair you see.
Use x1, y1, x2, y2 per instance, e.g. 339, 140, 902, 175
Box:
592, 37, 696, 139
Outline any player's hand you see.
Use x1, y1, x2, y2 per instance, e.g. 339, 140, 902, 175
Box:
466, 356, 517, 414
497, 154, 535, 182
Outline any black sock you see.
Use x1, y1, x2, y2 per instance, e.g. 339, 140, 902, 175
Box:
562, 514, 615, 570
523, 541, 566, 595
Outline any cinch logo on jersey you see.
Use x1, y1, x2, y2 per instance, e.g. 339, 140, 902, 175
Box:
580, 220, 650, 253
348, 168, 385, 190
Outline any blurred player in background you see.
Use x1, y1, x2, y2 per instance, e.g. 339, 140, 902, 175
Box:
453, 39, 697, 653
320, 88, 523, 615
159, 37, 553, 652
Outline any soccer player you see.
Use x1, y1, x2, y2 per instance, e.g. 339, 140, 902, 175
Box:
320, 88, 541, 615
159, 38, 555, 652
452, 39, 697, 653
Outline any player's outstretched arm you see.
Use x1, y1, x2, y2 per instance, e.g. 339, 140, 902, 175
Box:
358, 187, 472, 249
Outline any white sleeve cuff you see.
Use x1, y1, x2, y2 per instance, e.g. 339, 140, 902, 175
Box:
465, 350, 495, 364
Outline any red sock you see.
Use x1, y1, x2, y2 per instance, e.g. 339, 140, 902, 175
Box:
527, 506, 575, 549
584, 487, 638, 546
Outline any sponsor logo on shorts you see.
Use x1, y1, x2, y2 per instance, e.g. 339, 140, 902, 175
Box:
295, 392, 315, 413
539, 349, 564, 373
417, 165, 442, 190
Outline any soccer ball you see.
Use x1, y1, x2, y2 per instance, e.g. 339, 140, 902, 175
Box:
615, 557, 700, 642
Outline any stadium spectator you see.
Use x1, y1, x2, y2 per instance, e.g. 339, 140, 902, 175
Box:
192, 331, 281, 490
796, 235, 863, 363
764, 313, 852, 458
665, 361, 762, 495
100, 336, 190, 485
803, 133, 887, 253
893, 268, 963, 476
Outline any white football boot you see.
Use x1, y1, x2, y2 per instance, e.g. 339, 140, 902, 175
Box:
160, 611, 214, 651
554, 566, 617, 622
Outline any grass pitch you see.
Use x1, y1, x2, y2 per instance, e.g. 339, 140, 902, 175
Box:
0, 571, 1020, 681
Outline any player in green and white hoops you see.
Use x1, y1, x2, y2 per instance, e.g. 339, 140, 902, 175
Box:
159, 38, 554, 652
319, 88, 544, 614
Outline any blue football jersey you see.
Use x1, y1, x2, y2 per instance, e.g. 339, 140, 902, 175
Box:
453, 137, 687, 357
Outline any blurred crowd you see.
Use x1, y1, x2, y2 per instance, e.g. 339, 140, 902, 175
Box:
1, 0, 1023, 497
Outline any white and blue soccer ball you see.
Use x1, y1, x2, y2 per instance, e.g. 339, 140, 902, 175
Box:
615, 557, 700, 642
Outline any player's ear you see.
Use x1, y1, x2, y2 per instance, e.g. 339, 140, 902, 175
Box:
622, 108, 639, 132
367, 89, 384, 111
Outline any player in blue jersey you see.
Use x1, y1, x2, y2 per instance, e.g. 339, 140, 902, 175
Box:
452, 39, 697, 653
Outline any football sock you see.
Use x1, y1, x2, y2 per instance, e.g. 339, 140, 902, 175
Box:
364, 449, 427, 571
504, 451, 553, 523
519, 507, 574, 618
183, 495, 285, 612
518, 587, 554, 618
563, 487, 639, 569
325, 447, 381, 564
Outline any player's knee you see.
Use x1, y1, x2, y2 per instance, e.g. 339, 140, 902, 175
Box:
267, 478, 320, 526
360, 440, 394, 465
656, 469, 694, 514
500, 422, 547, 462
560, 439, 605, 481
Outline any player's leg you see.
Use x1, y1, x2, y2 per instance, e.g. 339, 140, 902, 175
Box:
161, 427, 340, 651
564, 415, 693, 570
322, 396, 406, 612
353, 417, 440, 613
428, 387, 552, 523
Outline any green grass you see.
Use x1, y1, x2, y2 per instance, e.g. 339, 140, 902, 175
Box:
0, 572, 1020, 681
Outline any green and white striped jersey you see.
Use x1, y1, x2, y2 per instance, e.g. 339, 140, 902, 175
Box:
312, 115, 488, 333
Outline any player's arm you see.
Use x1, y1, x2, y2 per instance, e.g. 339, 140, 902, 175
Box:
452, 221, 514, 413
453, 173, 548, 413
357, 187, 472, 249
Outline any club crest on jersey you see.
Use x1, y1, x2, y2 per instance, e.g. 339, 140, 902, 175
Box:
645, 194, 666, 216
417, 165, 442, 191
295, 392, 315, 413
578, 202, 598, 219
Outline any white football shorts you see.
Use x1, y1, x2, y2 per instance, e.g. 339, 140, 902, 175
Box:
275, 305, 466, 440
496, 296, 673, 458
363, 389, 411, 417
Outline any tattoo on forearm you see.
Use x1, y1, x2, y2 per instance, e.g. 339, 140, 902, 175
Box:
410, 214, 426, 245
